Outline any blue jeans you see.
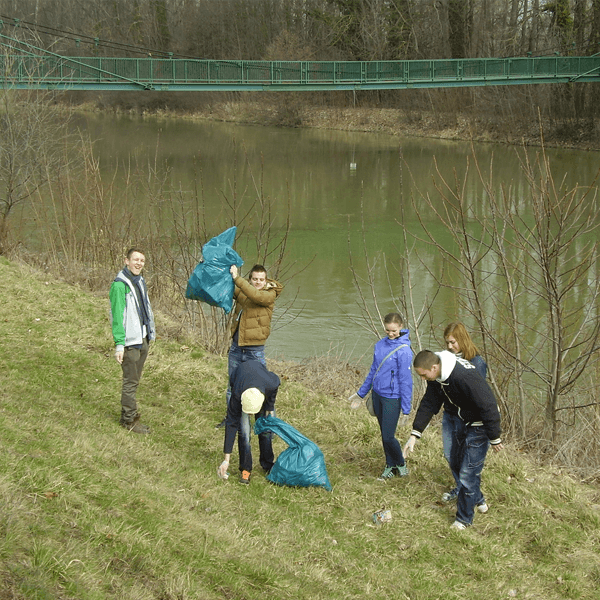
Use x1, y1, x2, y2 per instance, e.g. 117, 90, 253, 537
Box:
239, 408, 274, 473
226, 342, 266, 406
442, 411, 461, 489
371, 390, 405, 467
451, 423, 489, 526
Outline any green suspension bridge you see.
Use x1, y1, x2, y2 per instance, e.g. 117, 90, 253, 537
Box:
1, 28, 599, 92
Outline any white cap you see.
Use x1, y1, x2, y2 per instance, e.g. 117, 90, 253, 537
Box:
241, 388, 265, 414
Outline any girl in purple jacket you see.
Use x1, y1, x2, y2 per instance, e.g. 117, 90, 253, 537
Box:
356, 313, 413, 481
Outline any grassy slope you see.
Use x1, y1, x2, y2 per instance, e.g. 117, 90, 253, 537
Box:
0, 257, 599, 600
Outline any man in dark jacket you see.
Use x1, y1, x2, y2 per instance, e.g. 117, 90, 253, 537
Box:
217, 360, 280, 485
404, 350, 504, 530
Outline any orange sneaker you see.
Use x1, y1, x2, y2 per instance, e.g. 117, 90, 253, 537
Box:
239, 470, 251, 485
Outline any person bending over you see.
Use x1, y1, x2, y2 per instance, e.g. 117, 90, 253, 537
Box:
404, 350, 503, 530
218, 360, 280, 485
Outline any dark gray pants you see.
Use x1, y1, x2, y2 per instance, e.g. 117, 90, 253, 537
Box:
120, 339, 149, 423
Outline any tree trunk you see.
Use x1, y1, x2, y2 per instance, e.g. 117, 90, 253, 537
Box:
448, 0, 470, 58
590, 0, 600, 54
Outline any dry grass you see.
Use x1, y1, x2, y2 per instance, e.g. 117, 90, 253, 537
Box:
269, 356, 365, 401
1, 256, 600, 599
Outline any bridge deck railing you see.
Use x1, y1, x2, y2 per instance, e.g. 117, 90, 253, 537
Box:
1, 55, 599, 89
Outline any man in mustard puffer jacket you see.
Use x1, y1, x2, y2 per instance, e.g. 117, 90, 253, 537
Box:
215, 263, 283, 428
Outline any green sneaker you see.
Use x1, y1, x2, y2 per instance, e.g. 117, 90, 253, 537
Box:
394, 464, 409, 477
377, 466, 395, 481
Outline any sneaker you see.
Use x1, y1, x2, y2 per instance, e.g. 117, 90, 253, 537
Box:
215, 418, 226, 429
377, 466, 395, 481
120, 419, 149, 434
394, 464, 409, 477
476, 502, 489, 514
239, 470, 251, 485
442, 487, 459, 503
450, 520, 467, 530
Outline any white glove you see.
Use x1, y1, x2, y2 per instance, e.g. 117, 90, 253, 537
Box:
403, 435, 418, 455
217, 460, 230, 480
348, 393, 363, 410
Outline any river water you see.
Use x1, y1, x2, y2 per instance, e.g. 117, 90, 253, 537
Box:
76, 113, 600, 366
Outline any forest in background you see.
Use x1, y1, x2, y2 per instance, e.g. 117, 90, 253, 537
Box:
1, 0, 600, 146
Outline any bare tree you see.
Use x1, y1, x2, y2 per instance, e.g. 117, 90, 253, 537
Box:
410, 138, 600, 444
447, 0, 473, 58
121, 138, 302, 355
0, 84, 77, 254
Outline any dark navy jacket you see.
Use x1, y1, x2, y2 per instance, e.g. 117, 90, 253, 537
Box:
411, 351, 502, 444
468, 354, 487, 379
223, 361, 280, 454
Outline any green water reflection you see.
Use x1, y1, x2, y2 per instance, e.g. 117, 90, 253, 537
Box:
77, 113, 600, 365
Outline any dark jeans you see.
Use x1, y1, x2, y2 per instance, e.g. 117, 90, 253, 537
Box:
120, 339, 149, 422
372, 390, 405, 467
451, 422, 489, 525
239, 408, 274, 473
226, 341, 266, 406
442, 411, 462, 489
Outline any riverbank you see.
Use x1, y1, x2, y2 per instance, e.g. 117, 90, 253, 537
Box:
77, 96, 600, 151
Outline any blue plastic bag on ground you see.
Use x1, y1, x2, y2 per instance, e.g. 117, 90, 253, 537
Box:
185, 227, 244, 313
254, 416, 332, 491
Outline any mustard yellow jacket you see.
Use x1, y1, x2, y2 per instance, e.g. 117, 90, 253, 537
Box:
231, 276, 283, 346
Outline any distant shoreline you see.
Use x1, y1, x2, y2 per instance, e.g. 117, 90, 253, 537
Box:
73, 100, 600, 152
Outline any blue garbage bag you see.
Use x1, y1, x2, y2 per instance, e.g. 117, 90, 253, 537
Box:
254, 416, 332, 491
185, 227, 244, 313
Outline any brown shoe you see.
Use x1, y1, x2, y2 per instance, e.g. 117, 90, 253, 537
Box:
120, 418, 150, 434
